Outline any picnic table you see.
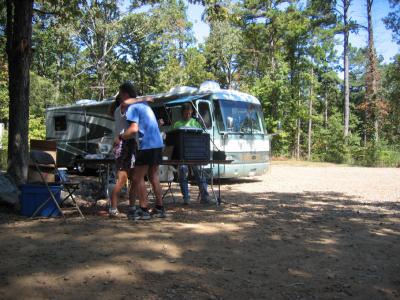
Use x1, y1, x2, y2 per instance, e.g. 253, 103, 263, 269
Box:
161, 159, 233, 205
76, 156, 115, 199
78, 156, 233, 205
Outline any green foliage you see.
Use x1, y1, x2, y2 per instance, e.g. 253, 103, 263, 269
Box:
1, 0, 399, 168
158, 48, 214, 91
119, 0, 197, 94
0, 60, 7, 123
205, 20, 242, 88
30, 72, 59, 116
0, 128, 7, 171
119, 12, 164, 94
357, 140, 400, 167
312, 113, 361, 163
28, 117, 46, 141
72, 0, 122, 100
158, 55, 186, 91
0, 29, 7, 123
382, 54, 400, 145
183, 47, 215, 86
28, 72, 57, 142
251, 65, 292, 156
384, 0, 400, 44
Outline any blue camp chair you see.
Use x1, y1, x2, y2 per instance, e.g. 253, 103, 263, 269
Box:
29, 150, 85, 219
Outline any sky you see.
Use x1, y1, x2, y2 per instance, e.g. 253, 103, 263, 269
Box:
186, 3, 210, 43
348, 0, 399, 63
186, 0, 399, 64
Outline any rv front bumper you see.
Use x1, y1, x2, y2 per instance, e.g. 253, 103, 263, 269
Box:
210, 162, 270, 179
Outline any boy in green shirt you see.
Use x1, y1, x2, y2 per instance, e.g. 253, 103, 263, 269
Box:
173, 116, 201, 129
172, 103, 211, 204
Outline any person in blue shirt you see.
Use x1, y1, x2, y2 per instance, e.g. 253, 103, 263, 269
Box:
118, 82, 165, 220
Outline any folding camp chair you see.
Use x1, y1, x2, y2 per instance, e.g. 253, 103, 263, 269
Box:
30, 150, 85, 219
147, 165, 177, 203
159, 165, 177, 203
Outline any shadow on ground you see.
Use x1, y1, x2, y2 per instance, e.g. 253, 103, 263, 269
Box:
0, 187, 399, 300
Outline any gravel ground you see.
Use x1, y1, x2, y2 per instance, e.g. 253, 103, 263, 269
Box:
232, 161, 400, 202
0, 161, 399, 300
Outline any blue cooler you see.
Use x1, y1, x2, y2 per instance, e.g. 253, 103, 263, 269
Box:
19, 184, 62, 217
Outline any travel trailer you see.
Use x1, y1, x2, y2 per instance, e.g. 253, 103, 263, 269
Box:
45, 99, 115, 172
45, 81, 271, 177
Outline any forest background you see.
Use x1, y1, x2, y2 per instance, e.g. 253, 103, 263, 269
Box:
1, 0, 399, 168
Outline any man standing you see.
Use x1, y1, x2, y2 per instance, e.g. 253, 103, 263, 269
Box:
108, 92, 154, 218
173, 102, 211, 205
118, 82, 165, 220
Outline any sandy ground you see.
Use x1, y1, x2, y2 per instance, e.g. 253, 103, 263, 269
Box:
0, 161, 399, 300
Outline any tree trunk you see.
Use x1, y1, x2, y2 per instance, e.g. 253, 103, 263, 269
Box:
97, 62, 106, 101
55, 36, 62, 101
6, 0, 34, 185
307, 67, 313, 161
366, 0, 380, 143
226, 60, 232, 89
343, 0, 350, 138
295, 90, 301, 160
324, 88, 328, 128
374, 118, 379, 142
138, 48, 145, 94
296, 118, 301, 160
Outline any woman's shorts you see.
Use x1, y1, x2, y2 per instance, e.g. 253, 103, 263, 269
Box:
135, 148, 162, 166
115, 139, 137, 171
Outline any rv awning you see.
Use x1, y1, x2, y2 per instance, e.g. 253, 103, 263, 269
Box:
164, 94, 209, 106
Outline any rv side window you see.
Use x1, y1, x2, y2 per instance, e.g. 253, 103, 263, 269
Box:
54, 116, 67, 131
197, 102, 212, 129
213, 100, 225, 131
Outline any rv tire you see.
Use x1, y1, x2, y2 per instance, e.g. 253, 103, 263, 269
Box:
75, 160, 86, 174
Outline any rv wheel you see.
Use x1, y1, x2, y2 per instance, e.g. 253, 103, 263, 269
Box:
75, 161, 86, 174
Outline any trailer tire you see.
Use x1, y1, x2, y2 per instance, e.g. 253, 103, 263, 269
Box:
75, 160, 86, 175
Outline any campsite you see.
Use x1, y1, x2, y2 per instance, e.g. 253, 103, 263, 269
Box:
1, 0, 400, 299
1, 161, 399, 299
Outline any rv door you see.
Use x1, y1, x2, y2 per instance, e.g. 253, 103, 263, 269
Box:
196, 100, 213, 131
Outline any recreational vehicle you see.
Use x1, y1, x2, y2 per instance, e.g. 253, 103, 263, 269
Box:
45, 81, 271, 177
46, 99, 115, 172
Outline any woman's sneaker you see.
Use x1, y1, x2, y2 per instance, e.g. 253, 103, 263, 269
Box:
108, 208, 126, 219
132, 207, 151, 220
150, 206, 166, 218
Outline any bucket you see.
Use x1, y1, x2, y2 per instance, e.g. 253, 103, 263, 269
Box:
19, 184, 62, 217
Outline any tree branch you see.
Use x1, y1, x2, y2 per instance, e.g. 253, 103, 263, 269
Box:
33, 8, 60, 16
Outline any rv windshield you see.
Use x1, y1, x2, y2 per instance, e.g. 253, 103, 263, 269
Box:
214, 100, 265, 134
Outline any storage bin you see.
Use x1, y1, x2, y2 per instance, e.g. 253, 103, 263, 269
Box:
166, 128, 210, 161
19, 183, 62, 217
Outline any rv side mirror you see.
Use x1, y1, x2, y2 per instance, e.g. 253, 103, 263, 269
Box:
227, 116, 234, 130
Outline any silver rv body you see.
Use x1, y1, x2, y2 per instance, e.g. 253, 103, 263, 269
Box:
46, 82, 271, 177
45, 99, 115, 169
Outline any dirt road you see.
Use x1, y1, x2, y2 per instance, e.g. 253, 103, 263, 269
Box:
0, 162, 399, 299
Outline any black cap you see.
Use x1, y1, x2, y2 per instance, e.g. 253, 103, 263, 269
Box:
118, 81, 137, 98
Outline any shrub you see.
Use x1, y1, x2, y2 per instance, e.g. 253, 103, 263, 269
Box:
357, 141, 400, 167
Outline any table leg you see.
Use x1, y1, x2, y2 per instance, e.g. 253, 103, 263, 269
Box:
208, 163, 217, 204
105, 163, 110, 200
217, 163, 221, 206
